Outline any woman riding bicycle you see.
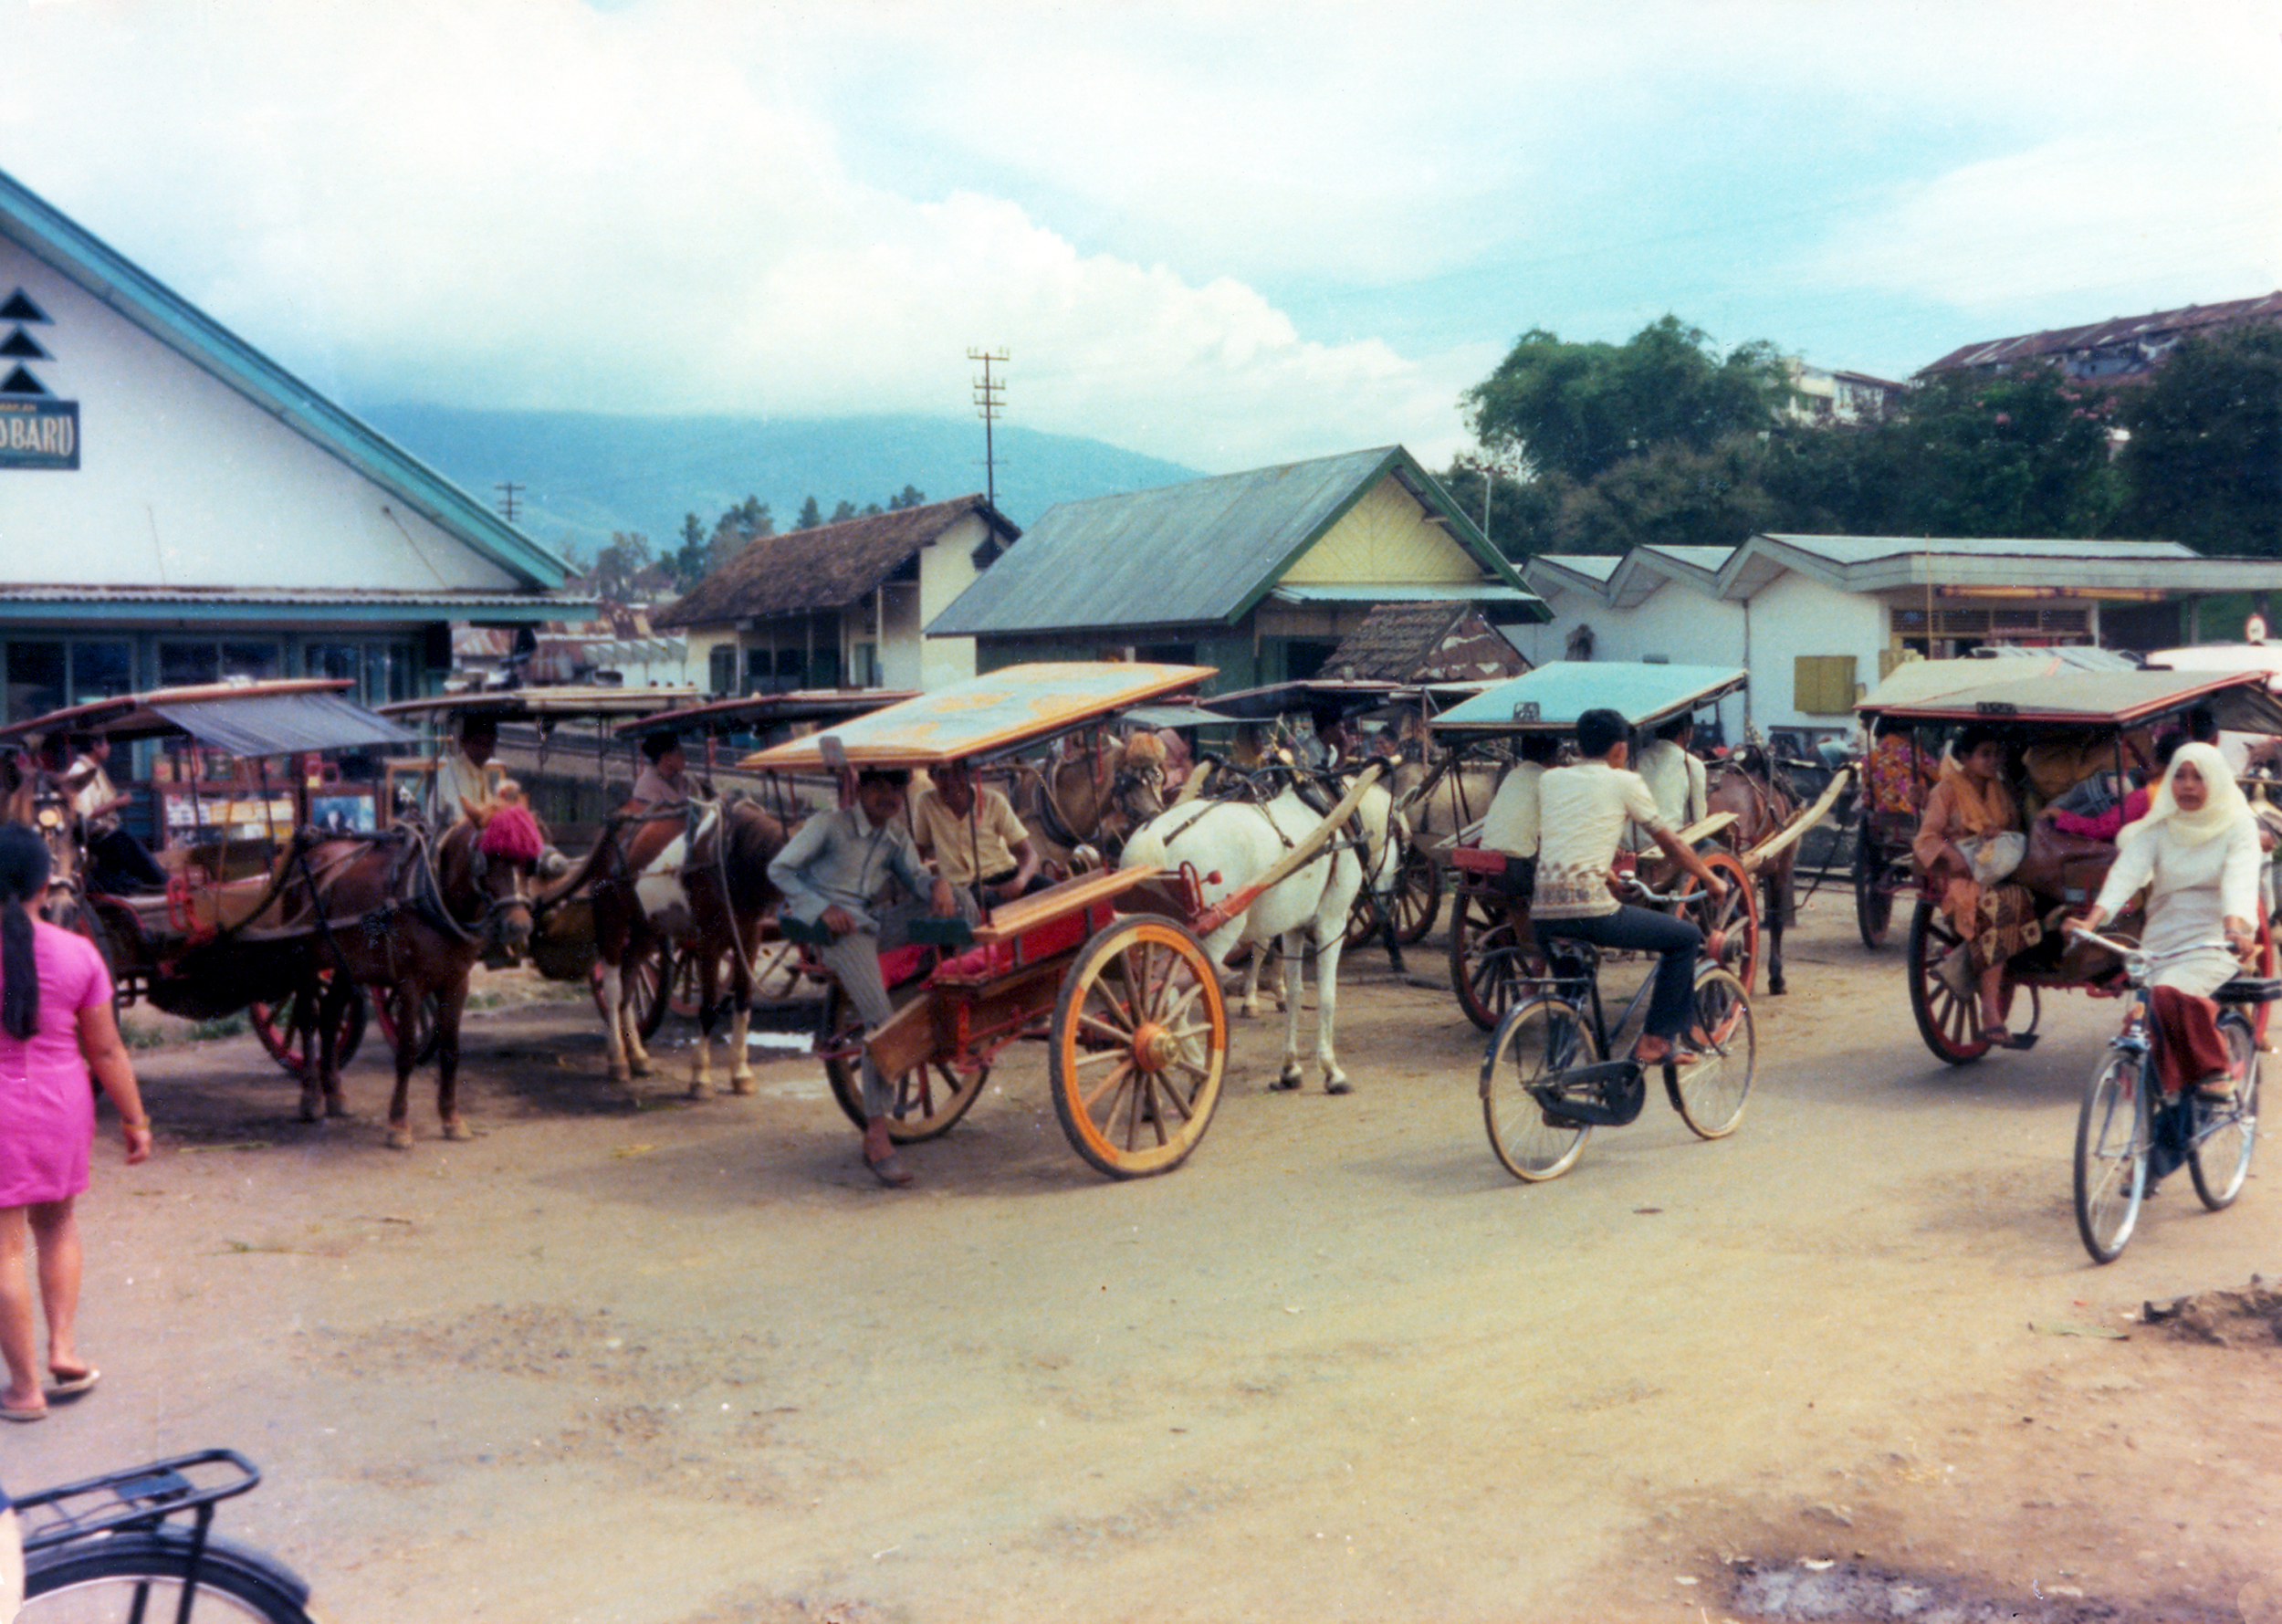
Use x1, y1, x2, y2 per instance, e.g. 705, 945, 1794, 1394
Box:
2069, 741, 2264, 1102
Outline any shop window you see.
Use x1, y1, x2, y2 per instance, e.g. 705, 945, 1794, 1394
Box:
222, 641, 281, 681
158, 642, 220, 687
305, 644, 361, 685
70, 641, 132, 704
5, 640, 63, 724
710, 645, 738, 695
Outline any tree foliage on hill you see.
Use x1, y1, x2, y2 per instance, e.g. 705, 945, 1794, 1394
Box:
2114, 324, 2282, 557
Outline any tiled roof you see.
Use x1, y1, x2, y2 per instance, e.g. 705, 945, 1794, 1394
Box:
654, 496, 1015, 628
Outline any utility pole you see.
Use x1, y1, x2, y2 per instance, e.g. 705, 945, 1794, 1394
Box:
968, 347, 1008, 514
494, 481, 523, 524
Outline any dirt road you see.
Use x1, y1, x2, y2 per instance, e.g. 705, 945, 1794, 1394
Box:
10, 896, 2278, 1622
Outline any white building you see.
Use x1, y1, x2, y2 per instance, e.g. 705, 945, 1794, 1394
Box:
1514, 535, 2282, 750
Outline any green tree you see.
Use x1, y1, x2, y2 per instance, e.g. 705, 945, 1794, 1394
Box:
669, 511, 708, 589
2116, 324, 2282, 556
795, 495, 822, 530
888, 484, 926, 511
591, 531, 654, 602
1876, 362, 2122, 538
1462, 315, 1794, 484
1548, 435, 1783, 555
1438, 455, 1559, 560
828, 499, 859, 524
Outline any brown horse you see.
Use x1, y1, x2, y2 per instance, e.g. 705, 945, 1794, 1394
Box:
1008, 734, 1170, 869
1705, 749, 1801, 995
284, 808, 542, 1147
559, 796, 788, 1095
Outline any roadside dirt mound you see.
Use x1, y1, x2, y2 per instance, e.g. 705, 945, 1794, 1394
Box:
2141, 1276, 2282, 1346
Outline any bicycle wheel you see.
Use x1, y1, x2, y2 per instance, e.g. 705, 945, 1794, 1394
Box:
1481, 997, 1594, 1182
2190, 1011, 2259, 1210
1665, 964, 1754, 1139
2073, 1048, 2148, 1264
23, 1530, 318, 1622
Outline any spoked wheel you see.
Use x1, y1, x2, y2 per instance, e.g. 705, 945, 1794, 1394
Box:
371, 988, 442, 1066
1481, 997, 1595, 1182
820, 981, 990, 1143
1853, 820, 1894, 948
23, 1532, 321, 1622
1906, 898, 1990, 1064
1683, 851, 1761, 995
1049, 917, 1228, 1179
750, 936, 810, 1001
1387, 835, 1443, 944
2190, 1011, 2260, 1210
248, 978, 368, 1075
2074, 1047, 2149, 1264
1664, 964, 1754, 1138
1449, 892, 1539, 1032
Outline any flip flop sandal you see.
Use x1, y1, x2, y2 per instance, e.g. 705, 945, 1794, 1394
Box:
1, 1402, 47, 1423
47, 1367, 99, 1398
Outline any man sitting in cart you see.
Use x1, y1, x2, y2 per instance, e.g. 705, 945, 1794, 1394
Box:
1632, 711, 1709, 838
1478, 733, 1561, 923
430, 715, 502, 825
769, 766, 979, 1188
629, 730, 692, 812
911, 757, 1048, 908
1533, 707, 1729, 1068
64, 734, 166, 895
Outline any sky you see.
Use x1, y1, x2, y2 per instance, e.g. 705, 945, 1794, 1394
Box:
4, 0, 2278, 477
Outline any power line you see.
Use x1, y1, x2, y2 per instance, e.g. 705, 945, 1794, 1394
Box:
969, 347, 1008, 515
494, 480, 523, 524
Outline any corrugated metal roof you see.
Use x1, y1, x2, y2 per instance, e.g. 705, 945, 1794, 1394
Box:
1267, 584, 1531, 604
926, 446, 1539, 636
0, 585, 584, 625
0, 166, 571, 590
1922, 292, 2282, 377
1753, 535, 2199, 564
150, 692, 416, 756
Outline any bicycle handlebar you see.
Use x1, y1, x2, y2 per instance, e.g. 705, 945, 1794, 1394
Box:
2059, 922, 2236, 987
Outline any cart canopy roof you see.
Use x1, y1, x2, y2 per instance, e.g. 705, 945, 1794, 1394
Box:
381, 685, 700, 727
0, 679, 415, 756
1858, 665, 2282, 734
1430, 663, 1747, 735
2146, 644, 2282, 683
739, 663, 1216, 770
1199, 678, 1401, 722
615, 688, 915, 739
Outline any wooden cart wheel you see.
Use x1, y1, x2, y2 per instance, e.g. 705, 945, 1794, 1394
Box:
1851, 818, 1894, 948
1448, 891, 1537, 1032
820, 981, 990, 1143
249, 976, 369, 1075
750, 936, 809, 1001
372, 987, 443, 1065
1682, 851, 1762, 996
1343, 825, 1442, 948
1906, 897, 1989, 1064
1049, 917, 1228, 1179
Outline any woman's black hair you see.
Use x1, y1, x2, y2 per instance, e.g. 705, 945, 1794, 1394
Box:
0, 822, 53, 1041
641, 729, 681, 764
1954, 723, 2003, 756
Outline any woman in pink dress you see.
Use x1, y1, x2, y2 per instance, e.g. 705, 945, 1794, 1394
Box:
0, 823, 152, 1421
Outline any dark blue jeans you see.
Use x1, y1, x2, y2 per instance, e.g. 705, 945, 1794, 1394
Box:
1543, 904, 1702, 1043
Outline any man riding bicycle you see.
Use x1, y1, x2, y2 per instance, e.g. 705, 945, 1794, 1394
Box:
1532, 707, 1728, 1067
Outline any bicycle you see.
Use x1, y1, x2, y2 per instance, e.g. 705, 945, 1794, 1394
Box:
2064, 925, 2274, 1264
1480, 879, 1757, 1181
10, 1449, 321, 1621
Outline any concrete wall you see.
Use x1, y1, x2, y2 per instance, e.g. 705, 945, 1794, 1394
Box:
1742, 573, 1886, 740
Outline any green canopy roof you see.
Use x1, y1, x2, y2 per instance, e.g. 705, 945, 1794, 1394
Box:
1432, 664, 1747, 735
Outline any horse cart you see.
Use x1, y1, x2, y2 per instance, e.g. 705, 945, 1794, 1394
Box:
1429, 664, 1845, 1029
743, 662, 1384, 1179
1855, 665, 2282, 1064
0, 678, 417, 1069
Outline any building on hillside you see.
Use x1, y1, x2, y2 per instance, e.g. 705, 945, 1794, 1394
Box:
1783, 361, 1909, 425
926, 445, 1547, 690
653, 495, 1017, 696
1322, 600, 1530, 686
1515, 535, 2282, 750
1921, 292, 2282, 385
0, 166, 574, 726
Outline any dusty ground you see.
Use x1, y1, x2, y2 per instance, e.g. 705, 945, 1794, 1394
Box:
10, 892, 2281, 1623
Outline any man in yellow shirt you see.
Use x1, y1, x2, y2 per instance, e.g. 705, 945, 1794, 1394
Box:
911, 758, 1044, 908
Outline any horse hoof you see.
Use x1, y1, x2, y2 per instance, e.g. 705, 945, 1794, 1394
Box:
385, 1127, 414, 1151
326, 1100, 350, 1119
630, 1060, 654, 1079
686, 1080, 710, 1101
298, 1104, 321, 1125
1272, 1072, 1303, 1091
729, 1073, 757, 1096
1324, 1077, 1353, 1096
443, 1120, 473, 1142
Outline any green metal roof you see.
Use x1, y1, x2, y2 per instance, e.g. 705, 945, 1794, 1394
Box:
1433, 663, 1748, 734
0, 167, 571, 592
927, 445, 1544, 637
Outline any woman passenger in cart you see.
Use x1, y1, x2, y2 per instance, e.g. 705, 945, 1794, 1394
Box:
1912, 724, 2042, 1049
2067, 742, 2264, 1108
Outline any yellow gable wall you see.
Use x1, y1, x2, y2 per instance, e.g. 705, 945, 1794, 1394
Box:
1278, 474, 1487, 585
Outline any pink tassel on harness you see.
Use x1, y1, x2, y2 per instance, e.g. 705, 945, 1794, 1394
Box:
479, 804, 545, 865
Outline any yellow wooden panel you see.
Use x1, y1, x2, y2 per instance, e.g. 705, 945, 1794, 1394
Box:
1280, 476, 1484, 585
1794, 654, 1859, 716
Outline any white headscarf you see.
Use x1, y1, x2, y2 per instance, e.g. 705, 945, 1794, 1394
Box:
2120, 740, 2254, 850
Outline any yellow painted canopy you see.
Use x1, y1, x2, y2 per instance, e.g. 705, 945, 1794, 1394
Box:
738, 663, 1217, 770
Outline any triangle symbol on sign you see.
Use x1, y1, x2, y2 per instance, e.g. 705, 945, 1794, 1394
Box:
1, 364, 50, 396
0, 290, 50, 324
2, 328, 52, 360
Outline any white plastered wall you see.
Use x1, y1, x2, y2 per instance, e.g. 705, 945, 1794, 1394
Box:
1741, 571, 1886, 739
1, 240, 521, 592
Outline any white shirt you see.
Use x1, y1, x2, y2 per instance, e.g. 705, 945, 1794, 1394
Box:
1480, 760, 1545, 859
1632, 739, 1707, 836
2094, 812, 2262, 960
1533, 760, 1670, 919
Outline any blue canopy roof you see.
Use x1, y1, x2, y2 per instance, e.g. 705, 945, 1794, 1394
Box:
1431, 663, 1747, 734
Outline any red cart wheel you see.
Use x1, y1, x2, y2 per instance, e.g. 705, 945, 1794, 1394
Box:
820, 981, 989, 1143
1683, 851, 1762, 995
1050, 917, 1228, 1179
249, 978, 368, 1076
1907, 897, 1990, 1065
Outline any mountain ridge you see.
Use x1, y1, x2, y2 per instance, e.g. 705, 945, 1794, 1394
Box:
351, 403, 1207, 563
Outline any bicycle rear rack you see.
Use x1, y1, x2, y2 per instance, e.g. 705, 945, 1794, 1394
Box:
12, 1448, 259, 1555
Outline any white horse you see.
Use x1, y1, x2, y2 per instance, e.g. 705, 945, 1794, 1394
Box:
1121, 781, 1397, 1095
